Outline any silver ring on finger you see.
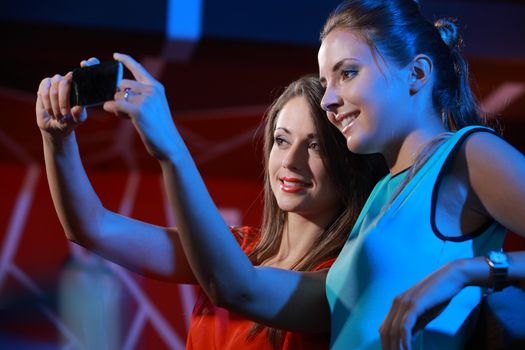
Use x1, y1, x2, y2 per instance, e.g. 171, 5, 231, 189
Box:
123, 87, 131, 102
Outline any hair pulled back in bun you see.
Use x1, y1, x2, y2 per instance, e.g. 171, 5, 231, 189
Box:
435, 18, 462, 50
321, 0, 483, 131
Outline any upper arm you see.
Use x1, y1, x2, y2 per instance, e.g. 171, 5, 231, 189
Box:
464, 132, 525, 236
84, 209, 196, 283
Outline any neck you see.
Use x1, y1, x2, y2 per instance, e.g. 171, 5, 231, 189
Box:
384, 116, 447, 175
268, 211, 334, 269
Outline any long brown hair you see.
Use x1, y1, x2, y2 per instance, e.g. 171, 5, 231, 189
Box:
247, 75, 387, 347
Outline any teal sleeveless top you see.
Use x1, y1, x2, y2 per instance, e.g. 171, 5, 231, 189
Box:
326, 126, 506, 350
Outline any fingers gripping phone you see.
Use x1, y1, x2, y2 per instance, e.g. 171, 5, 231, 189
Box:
70, 61, 123, 107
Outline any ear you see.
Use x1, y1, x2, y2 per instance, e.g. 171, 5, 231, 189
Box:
408, 54, 433, 95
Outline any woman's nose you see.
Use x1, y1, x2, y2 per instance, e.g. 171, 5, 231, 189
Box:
321, 85, 341, 114
282, 143, 306, 170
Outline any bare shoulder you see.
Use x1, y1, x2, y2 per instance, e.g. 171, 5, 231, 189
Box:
463, 130, 520, 155
460, 130, 525, 178
457, 130, 525, 235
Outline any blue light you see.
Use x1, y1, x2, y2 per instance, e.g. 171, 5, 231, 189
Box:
166, 0, 202, 41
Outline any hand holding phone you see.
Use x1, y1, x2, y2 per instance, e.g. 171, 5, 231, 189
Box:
70, 61, 123, 107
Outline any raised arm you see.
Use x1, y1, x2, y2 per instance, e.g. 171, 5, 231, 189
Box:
159, 159, 330, 331
37, 60, 195, 283
102, 53, 330, 332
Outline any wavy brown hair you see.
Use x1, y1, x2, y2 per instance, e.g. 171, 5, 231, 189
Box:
247, 75, 387, 347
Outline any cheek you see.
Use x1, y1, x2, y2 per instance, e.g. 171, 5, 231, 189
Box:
357, 82, 390, 127
268, 149, 279, 171
267, 152, 282, 185
348, 74, 385, 108
317, 171, 340, 205
311, 161, 330, 185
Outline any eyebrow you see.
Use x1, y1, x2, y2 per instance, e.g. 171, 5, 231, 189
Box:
333, 57, 361, 72
275, 127, 318, 139
319, 57, 361, 85
275, 127, 290, 134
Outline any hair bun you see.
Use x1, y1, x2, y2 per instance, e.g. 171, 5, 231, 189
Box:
434, 18, 461, 49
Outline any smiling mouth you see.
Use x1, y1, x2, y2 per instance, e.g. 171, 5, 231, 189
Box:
337, 111, 360, 133
279, 177, 312, 193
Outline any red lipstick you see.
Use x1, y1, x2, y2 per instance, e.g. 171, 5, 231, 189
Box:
279, 177, 312, 193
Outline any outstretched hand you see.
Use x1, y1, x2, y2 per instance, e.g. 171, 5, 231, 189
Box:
36, 58, 99, 137
379, 261, 467, 350
103, 53, 180, 161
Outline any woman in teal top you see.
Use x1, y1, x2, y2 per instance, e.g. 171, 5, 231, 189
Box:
325, 127, 506, 349
319, 0, 525, 349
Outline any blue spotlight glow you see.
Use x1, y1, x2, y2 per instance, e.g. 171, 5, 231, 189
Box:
166, 0, 202, 41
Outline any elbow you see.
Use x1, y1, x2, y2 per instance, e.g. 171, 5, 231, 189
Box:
63, 206, 107, 246
62, 222, 86, 244
64, 230, 79, 244
206, 280, 253, 310
63, 226, 97, 249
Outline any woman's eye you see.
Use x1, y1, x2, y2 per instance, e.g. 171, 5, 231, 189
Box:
309, 142, 321, 152
342, 69, 358, 80
274, 136, 287, 146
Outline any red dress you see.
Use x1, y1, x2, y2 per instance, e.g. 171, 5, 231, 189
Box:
186, 226, 334, 349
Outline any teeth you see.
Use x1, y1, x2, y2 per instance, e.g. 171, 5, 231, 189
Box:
341, 117, 352, 128
283, 180, 305, 187
340, 113, 358, 128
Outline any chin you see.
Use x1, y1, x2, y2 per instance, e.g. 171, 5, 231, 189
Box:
276, 201, 299, 213
346, 134, 377, 155
276, 199, 309, 214
346, 137, 365, 154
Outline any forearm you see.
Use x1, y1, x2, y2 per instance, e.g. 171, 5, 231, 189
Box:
42, 131, 189, 281
159, 154, 330, 331
160, 154, 256, 303
458, 251, 525, 289
42, 131, 104, 242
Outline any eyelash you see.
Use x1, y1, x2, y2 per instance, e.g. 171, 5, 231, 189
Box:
274, 136, 321, 152
309, 141, 321, 152
342, 69, 358, 80
274, 136, 287, 146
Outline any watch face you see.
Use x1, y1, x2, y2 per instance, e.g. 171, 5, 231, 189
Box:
489, 251, 508, 264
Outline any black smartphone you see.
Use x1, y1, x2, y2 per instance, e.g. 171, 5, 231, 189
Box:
70, 61, 123, 107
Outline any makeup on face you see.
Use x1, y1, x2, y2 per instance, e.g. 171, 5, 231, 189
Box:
268, 96, 340, 216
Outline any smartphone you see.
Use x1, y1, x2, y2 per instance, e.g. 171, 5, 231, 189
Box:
70, 61, 123, 107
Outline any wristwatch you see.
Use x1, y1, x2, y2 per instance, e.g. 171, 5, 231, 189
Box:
485, 250, 509, 292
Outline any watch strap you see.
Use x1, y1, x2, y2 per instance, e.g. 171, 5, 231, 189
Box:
485, 251, 509, 292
